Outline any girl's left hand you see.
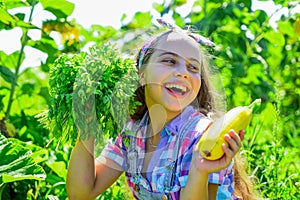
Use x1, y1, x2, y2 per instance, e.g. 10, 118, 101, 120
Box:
192, 129, 244, 175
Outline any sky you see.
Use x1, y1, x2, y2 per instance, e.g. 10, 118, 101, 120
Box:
0, 0, 299, 70
67, 0, 289, 28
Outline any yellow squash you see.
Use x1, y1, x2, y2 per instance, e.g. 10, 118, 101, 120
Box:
198, 99, 261, 160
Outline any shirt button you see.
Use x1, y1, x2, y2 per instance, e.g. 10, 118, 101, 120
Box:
162, 194, 168, 200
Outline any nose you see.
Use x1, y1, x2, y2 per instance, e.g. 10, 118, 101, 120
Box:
174, 61, 189, 78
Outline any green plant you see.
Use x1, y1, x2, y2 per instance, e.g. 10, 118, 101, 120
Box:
0, 134, 46, 199
242, 98, 300, 199
0, 0, 299, 198
38, 43, 140, 145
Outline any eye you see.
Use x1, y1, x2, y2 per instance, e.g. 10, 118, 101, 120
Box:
161, 58, 176, 65
187, 62, 200, 73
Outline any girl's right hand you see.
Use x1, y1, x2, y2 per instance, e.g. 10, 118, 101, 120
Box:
192, 129, 243, 174
179, 130, 243, 200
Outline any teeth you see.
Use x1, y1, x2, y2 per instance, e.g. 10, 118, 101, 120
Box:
165, 84, 187, 93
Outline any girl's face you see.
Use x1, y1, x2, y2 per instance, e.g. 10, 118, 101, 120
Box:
142, 32, 202, 117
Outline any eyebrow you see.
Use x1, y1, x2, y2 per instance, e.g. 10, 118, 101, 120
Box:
158, 51, 201, 64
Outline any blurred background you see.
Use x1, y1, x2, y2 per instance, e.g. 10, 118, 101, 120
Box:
0, 0, 299, 199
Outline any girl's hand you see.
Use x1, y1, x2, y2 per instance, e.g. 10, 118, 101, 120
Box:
192, 129, 244, 175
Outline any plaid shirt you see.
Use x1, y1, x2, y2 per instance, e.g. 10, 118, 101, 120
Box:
101, 106, 236, 199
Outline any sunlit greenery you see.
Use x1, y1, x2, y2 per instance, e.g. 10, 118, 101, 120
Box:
0, 0, 299, 199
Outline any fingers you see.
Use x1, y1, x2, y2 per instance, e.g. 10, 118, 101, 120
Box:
223, 129, 243, 157
227, 130, 242, 148
193, 129, 245, 173
239, 129, 245, 141
222, 143, 234, 160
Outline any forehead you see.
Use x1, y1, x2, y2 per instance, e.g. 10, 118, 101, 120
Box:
155, 32, 202, 60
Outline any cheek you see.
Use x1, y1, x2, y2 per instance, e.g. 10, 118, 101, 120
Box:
144, 66, 168, 84
192, 75, 201, 93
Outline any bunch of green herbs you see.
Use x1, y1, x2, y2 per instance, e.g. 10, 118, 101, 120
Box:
38, 44, 139, 145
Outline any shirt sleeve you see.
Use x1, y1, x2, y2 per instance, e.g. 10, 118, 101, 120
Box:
100, 132, 128, 170
208, 160, 234, 184
209, 161, 235, 200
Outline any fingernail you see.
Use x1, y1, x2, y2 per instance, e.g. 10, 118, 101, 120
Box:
224, 133, 230, 139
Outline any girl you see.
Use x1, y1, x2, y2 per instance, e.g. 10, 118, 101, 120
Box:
67, 20, 253, 200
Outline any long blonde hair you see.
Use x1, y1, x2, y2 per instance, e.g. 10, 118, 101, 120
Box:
234, 154, 260, 200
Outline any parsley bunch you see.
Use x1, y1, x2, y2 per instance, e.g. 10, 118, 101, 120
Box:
39, 44, 139, 145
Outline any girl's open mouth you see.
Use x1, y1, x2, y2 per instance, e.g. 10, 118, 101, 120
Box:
165, 83, 189, 96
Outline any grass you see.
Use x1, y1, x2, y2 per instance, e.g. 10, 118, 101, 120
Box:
242, 97, 300, 199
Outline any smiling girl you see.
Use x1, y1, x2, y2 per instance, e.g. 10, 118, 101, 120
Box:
66, 20, 256, 200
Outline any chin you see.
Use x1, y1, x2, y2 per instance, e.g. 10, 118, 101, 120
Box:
164, 103, 189, 114
167, 98, 194, 109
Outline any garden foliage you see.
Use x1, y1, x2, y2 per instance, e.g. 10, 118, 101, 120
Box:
0, 0, 299, 199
